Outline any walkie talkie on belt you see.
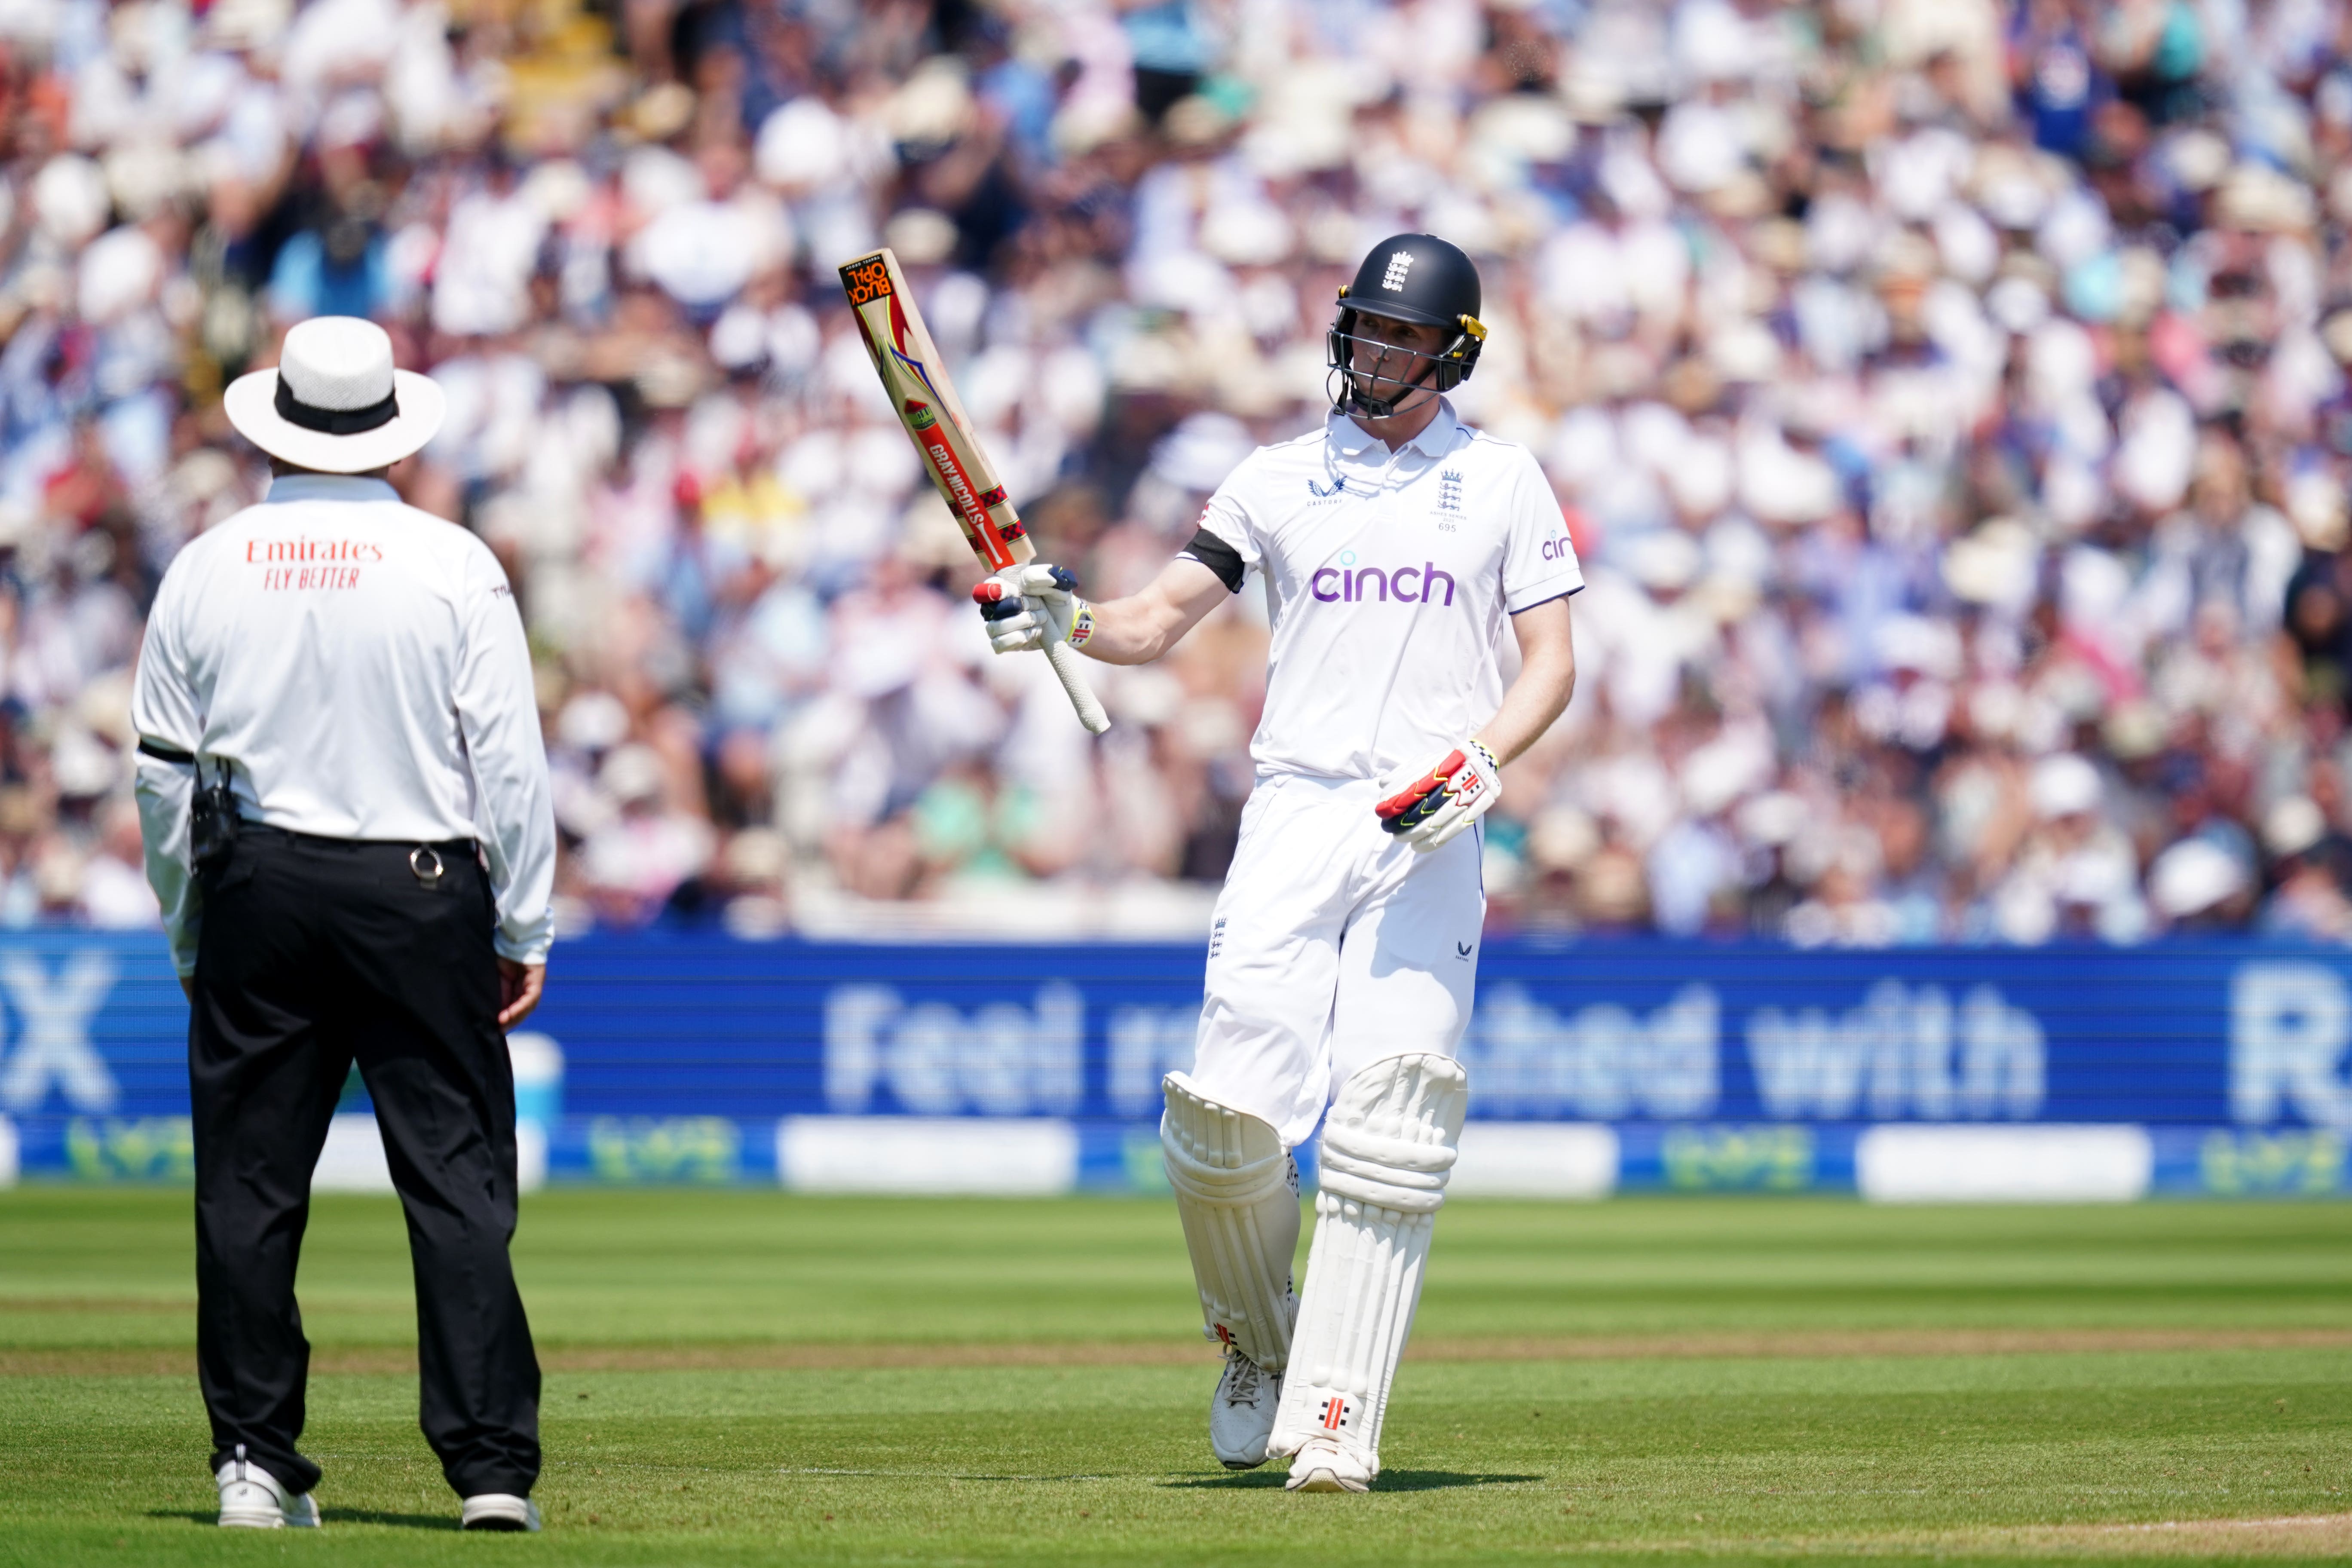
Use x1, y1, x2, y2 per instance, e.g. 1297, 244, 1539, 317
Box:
189, 759, 240, 870
136, 739, 240, 870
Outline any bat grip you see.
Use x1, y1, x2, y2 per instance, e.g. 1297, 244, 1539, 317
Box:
1041, 636, 1111, 734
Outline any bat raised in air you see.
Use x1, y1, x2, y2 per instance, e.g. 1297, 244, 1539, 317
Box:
838, 248, 1110, 735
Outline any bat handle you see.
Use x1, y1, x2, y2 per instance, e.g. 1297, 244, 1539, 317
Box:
1041, 636, 1111, 734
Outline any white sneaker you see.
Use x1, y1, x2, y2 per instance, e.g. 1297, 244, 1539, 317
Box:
214, 1446, 320, 1528
1285, 1437, 1372, 1493
1210, 1350, 1281, 1469
461, 1494, 542, 1531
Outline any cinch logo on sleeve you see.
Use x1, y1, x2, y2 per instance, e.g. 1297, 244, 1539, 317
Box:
1310, 552, 1457, 606
1541, 536, 1573, 561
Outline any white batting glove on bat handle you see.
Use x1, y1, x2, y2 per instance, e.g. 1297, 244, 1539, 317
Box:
974, 564, 1095, 656
1375, 740, 1501, 852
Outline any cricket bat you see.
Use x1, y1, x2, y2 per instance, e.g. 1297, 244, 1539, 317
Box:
838, 248, 1111, 735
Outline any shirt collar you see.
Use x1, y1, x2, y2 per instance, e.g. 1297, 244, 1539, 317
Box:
1325, 396, 1462, 462
263, 474, 401, 505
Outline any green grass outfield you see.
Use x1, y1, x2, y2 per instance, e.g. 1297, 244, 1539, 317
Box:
5, 1190, 2352, 1565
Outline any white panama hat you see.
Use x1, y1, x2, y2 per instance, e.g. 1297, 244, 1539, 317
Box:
223, 317, 444, 474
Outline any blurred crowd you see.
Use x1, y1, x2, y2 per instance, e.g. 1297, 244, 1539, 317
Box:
10, 0, 2352, 944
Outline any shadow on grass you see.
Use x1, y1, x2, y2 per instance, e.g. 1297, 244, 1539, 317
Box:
1381, 1472, 1545, 1492
144, 1508, 456, 1531
1163, 1471, 1542, 1491
326, 1510, 459, 1530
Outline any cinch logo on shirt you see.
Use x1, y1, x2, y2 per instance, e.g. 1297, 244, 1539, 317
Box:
1541, 536, 1573, 561
1309, 557, 1458, 605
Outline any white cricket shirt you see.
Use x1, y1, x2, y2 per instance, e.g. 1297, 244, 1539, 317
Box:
1187, 398, 1583, 782
131, 475, 555, 972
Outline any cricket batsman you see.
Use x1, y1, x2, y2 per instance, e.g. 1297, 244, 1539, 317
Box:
976, 235, 1580, 1491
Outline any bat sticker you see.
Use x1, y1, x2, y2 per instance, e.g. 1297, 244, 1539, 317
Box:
839, 257, 894, 305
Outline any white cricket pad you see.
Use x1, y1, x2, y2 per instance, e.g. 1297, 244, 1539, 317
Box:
1269, 1051, 1468, 1480
1161, 1072, 1299, 1372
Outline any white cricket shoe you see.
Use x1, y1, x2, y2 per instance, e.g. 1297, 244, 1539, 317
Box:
1210, 1350, 1281, 1469
461, 1493, 542, 1531
1284, 1437, 1372, 1493
214, 1447, 320, 1528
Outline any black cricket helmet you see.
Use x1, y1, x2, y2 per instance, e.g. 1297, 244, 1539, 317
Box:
1327, 233, 1486, 417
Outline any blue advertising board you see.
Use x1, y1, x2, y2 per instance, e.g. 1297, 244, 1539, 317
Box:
5, 932, 2352, 1198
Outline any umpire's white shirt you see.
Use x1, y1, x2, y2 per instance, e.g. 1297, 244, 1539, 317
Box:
132, 474, 555, 975
1188, 398, 1583, 784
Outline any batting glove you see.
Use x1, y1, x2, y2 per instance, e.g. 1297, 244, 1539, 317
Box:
1376, 740, 1502, 852
974, 564, 1095, 655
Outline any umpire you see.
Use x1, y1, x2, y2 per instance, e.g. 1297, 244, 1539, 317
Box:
132, 317, 557, 1532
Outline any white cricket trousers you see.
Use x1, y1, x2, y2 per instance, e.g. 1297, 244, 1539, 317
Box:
1188, 772, 1486, 1147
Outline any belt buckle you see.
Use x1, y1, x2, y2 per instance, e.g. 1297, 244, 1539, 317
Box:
409, 846, 445, 887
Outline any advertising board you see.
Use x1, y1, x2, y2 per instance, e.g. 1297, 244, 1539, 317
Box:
6, 934, 2352, 1198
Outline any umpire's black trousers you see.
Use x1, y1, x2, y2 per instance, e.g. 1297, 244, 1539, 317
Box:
190, 826, 540, 1498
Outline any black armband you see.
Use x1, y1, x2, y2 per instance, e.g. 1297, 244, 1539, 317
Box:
1179, 527, 1246, 594
137, 738, 196, 764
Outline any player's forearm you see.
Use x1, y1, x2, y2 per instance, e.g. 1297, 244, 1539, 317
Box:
1476, 640, 1576, 766
1071, 558, 1231, 665
1072, 593, 1187, 664
979, 558, 1227, 666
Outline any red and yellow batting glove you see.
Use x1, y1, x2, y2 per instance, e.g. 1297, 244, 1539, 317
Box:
1375, 740, 1501, 852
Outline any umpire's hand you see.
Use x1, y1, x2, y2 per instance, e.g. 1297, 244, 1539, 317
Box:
498, 961, 545, 1029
